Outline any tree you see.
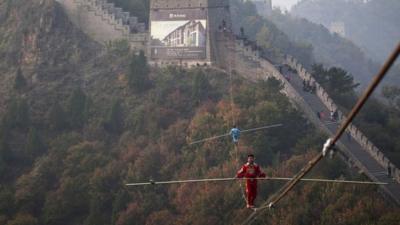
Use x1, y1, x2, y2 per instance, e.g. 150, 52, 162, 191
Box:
103, 100, 124, 134
327, 67, 359, 94
0, 133, 11, 162
312, 64, 359, 108
382, 85, 400, 109
15, 99, 30, 129
1, 99, 18, 130
84, 197, 107, 225
0, 134, 11, 179
6, 213, 38, 225
111, 190, 130, 225
256, 25, 272, 49
25, 128, 45, 160
128, 50, 149, 92
47, 102, 67, 131
145, 210, 175, 225
115, 203, 145, 225
107, 40, 130, 56
2, 98, 30, 130
191, 70, 211, 104
67, 88, 89, 128
14, 68, 26, 90
0, 186, 15, 216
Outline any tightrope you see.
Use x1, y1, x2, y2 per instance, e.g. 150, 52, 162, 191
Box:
125, 177, 387, 186
240, 42, 400, 225
189, 124, 283, 145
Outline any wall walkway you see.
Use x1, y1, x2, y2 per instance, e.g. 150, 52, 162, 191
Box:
226, 33, 400, 205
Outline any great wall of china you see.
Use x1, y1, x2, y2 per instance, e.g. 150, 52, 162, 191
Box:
56, 0, 148, 51
56, 0, 400, 205
229, 35, 400, 184
228, 38, 400, 203
285, 55, 400, 185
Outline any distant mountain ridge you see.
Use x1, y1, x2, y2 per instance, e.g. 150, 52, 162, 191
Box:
291, 0, 400, 64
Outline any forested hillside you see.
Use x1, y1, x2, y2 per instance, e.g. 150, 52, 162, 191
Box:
228, 0, 398, 89
267, 9, 378, 87
238, 0, 400, 166
309, 64, 400, 167
0, 0, 399, 225
229, 0, 314, 67
292, 0, 400, 63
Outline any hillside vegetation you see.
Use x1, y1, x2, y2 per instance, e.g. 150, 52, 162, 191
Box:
0, 0, 399, 225
292, 0, 400, 63
226, 0, 400, 90
309, 64, 400, 167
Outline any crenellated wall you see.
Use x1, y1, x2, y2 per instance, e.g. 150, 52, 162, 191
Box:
216, 32, 330, 129
223, 38, 400, 203
220, 31, 400, 185
150, 0, 229, 8
56, 0, 400, 187
56, 0, 400, 204
57, 0, 148, 51
285, 55, 400, 184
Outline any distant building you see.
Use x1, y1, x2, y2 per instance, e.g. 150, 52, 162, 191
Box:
163, 20, 206, 47
248, 0, 272, 17
330, 21, 346, 37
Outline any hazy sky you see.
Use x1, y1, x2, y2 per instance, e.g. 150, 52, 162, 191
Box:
272, 0, 302, 11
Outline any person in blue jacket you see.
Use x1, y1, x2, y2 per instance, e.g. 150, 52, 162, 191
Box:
230, 125, 241, 145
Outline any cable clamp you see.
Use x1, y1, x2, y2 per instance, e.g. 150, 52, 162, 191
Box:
322, 138, 333, 157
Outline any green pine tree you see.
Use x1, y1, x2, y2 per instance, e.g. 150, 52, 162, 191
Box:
128, 50, 149, 92
0, 132, 11, 162
2, 98, 30, 130
67, 88, 88, 128
1, 98, 19, 130
16, 99, 30, 129
14, 68, 27, 90
84, 198, 107, 225
191, 70, 211, 103
111, 190, 130, 225
103, 100, 124, 134
48, 102, 67, 131
0, 133, 11, 180
25, 127, 45, 160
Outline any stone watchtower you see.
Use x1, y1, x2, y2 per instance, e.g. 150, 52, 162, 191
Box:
149, 0, 231, 66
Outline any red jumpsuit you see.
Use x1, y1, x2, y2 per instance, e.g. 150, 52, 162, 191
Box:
236, 163, 266, 207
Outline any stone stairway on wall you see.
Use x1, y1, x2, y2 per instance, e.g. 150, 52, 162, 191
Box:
56, 0, 148, 51
222, 32, 400, 205
215, 32, 264, 80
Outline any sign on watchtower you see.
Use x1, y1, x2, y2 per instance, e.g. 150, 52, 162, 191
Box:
149, 0, 231, 66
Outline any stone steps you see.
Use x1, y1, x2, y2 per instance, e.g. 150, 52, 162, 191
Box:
57, 0, 147, 51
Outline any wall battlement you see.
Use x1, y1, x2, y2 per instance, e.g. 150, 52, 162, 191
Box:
285, 55, 400, 185
150, 0, 229, 9
58, 0, 400, 204
212, 31, 400, 204
57, 0, 148, 51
